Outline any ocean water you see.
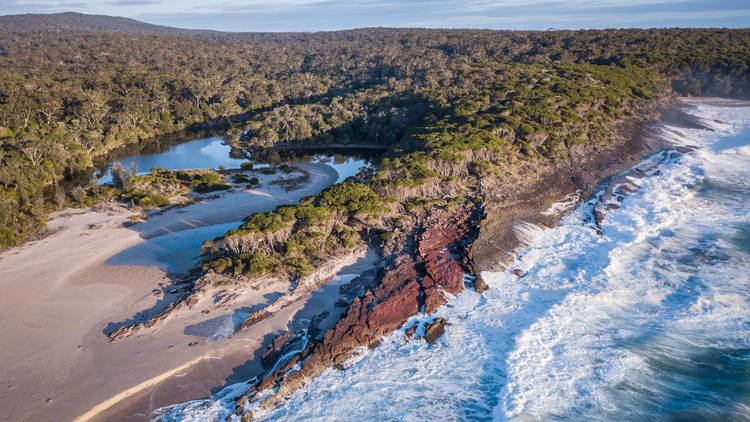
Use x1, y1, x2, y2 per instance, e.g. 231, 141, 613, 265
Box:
157, 102, 750, 422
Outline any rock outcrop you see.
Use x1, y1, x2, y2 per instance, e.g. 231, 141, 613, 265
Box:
592, 144, 698, 227
468, 99, 675, 272
231, 205, 479, 419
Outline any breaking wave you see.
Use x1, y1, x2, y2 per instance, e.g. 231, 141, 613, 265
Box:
158, 101, 750, 422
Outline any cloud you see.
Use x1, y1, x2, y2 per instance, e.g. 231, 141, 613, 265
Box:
2, 0, 749, 31
1, 0, 91, 13
134, 0, 750, 31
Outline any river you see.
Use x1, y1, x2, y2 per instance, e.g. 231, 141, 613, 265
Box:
97, 135, 369, 273
157, 101, 750, 421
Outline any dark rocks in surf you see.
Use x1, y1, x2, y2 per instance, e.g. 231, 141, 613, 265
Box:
424, 317, 447, 344
260, 331, 301, 371
473, 274, 489, 293
405, 323, 417, 338
339, 269, 378, 300
592, 143, 699, 227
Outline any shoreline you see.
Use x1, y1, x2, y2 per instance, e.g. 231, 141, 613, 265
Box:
0, 162, 338, 422
97, 97, 742, 421
91, 246, 380, 422
2, 98, 744, 422
218, 97, 737, 420
468, 96, 683, 272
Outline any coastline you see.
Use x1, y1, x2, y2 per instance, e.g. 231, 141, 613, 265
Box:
219, 96, 732, 420
218, 97, 750, 422
1, 98, 742, 422
0, 162, 338, 422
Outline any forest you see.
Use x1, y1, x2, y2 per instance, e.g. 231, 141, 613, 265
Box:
0, 25, 749, 248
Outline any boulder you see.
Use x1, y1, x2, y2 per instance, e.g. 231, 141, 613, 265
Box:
424, 317, 447, 344
473, 275, 489, 293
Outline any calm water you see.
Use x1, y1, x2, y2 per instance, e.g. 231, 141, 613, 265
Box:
99, 137, 246, 183
99, 135, 370, 185
107, 220, 240, 274
102, 135, 369, 273
157, 102, 750, 421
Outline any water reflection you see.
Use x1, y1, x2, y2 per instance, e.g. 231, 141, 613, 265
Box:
99, 137, 246, 183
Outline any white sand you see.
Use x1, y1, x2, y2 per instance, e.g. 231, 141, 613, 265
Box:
0, 163, 339, 422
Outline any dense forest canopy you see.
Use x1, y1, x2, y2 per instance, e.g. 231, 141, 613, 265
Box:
0, 22, 749, 247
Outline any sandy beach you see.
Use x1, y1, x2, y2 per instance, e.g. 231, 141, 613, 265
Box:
0, 162, 360, 422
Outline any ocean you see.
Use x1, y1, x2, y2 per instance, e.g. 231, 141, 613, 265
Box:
157, 101, 750, 422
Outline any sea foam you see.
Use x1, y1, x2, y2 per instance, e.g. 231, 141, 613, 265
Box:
157, 102, 750, 422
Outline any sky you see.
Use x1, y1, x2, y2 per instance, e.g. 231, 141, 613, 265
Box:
1, 0, 749, 32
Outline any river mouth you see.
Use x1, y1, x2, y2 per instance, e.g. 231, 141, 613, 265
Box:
0, 137, 379, 422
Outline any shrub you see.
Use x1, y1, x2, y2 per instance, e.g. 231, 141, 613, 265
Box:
284, 257, 312, 276
192, 172, 231, 193
315, 182, 385, 216
244, 253, 275, 277
206, 257, 232, 273
232, 174, 251, 183
277, 206, 297, 222
242, 212, 287, 232
70, 186, 86, 205
294, 205, 330, 226
148, 194, 170, 207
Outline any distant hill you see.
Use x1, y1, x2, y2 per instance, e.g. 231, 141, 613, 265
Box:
0, 12, 210, 35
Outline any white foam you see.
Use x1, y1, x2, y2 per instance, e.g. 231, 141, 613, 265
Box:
541, 190, 581, 217
158, 103, 750, 422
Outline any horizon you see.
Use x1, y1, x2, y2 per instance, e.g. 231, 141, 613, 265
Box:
2, 1, 749, 32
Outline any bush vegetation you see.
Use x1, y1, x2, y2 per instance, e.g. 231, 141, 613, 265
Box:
1, 26, 749, 247
201, 182, 390, 279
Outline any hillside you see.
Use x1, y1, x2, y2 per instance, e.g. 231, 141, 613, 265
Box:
0, 12, 207, 35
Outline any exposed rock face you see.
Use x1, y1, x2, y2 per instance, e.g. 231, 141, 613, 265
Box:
473, 275, 489, 293
233, 205, 479, 419
339, 269, 378, 300
469, 109, 668, 272
225, 100, 708, 421
260, 331, 299, 371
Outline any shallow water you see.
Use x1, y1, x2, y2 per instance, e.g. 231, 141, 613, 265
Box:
98, 134, 369, 272
99, 137, 246, 183
107, 220, 239, 273
157, 102, 750, 422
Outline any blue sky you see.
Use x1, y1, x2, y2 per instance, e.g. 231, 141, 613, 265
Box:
2, 0, 749, 31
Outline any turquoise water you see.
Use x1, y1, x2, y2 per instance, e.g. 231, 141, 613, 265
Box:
157, 102, 750, 421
